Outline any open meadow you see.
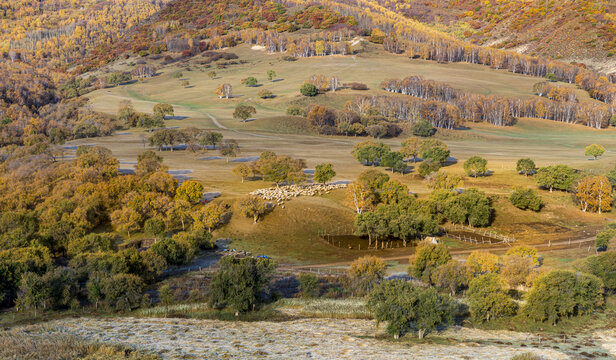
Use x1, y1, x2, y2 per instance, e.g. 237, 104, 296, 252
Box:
74, 42, 616, 266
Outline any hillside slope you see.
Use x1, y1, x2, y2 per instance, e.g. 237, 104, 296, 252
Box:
376, 0, 616, 72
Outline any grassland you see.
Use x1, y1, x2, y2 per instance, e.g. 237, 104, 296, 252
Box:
77, 41, 616, 266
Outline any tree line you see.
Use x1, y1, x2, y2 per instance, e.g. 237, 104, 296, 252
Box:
382, 76, 613, 129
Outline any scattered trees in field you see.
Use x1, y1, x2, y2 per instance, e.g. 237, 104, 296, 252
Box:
208, 256, 275, 312
380, 151, 406, 173
233, 104, 257, 122
468, 273, 518, 323
208, 71, 217, 80
425, 171, 462, 190
421, 139, 450, 164
524, 270, 604, 325
463, 156, 488, 177
577, 175, 613, 213
352, 141, 391, 166
314, 163, 336, 183
516, 158, 536, 176
585, 144, 605, 160
267, 70, 277, 81
510, 188, 542, 211
368, 280, 454, 339
253, 151, 306, 186
535, 165, 576, 192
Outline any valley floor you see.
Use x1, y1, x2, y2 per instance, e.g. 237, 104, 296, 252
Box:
44, 316, 616, 359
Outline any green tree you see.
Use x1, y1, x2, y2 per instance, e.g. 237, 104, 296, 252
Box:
524, 270, 604, 325
16, 272, 48, 316
510, 187, 542, 211
143, 217, 166, 238
159, 285, 174, 314
101, 273, 144, 311
421, 139, 450, 164
535, 165, 576, 192
516, 158, 536, 176
411, 119, 435, 137
267, 70, 276, 81
367, 280, 454, 339
463, 156, 488, 177
444, 188, 493, 227
175, 180, 204, 204
300, 83, 318, 97
573, 251, 616, 291
381, 151, 406, 173
417, 160, 442, 177
314, 163, 336, 183
409, 240, 452, 283
585, 144, 605, 160
150, 238, 195, 266
468, 273, 518, 323
244, 76, 258, 87
232, 163, 253, 183
219, 139, 240, 162
297, 273, 319, 298
233, 104, 256, 123
352, 141, 390, 166
208, 256, 276, 312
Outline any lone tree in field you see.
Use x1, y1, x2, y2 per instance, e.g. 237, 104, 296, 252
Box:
352, 141, 390, 166
347, 255, 386, 295
208, 256, 276, 312
207, 71, 216, 80
267, 70, 276, 81
236, 196, 269, 223
244, 76, 258, 87
577, 175, 613, 213
153, 103, 174, 119
464, 156, 488, 177
367, 280, 454, 339
516, 158, 536, 176
233, 104, 256, 123
535, 165, 576, 192
215, 83, 232, 99
219, 139, 240, 162
300, 83, 318, 97
314, 163, 336, 183
401, 137, 422, 162
585, 144, 605, 160
232, 163, 253, 183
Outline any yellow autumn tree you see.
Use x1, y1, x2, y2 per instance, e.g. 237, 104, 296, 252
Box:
344, 182, 375, 214
466, 251, 499, 274
577, 175, 613, 213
